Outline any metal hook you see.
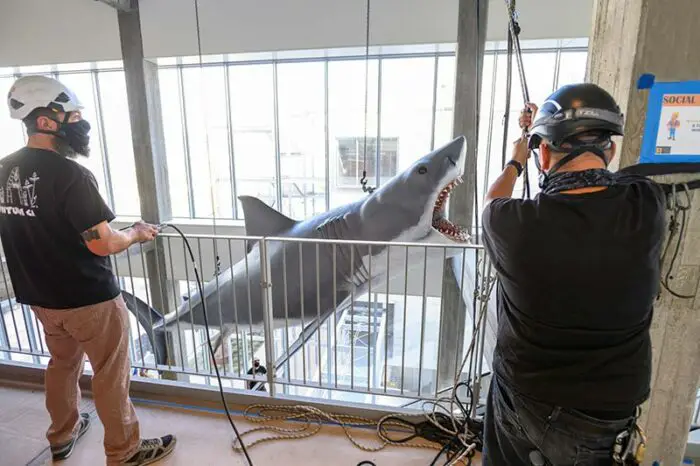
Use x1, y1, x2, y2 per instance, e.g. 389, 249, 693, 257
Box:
667, 183, 677, 211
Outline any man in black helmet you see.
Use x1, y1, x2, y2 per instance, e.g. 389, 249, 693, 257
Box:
480, 83, 665, 465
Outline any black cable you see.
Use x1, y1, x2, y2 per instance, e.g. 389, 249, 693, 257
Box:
660, 203, 694, 299
159, 223, 254, 466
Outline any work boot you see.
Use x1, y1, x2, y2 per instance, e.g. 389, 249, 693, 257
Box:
51, 412, 91, 461
122, 435, 177, 465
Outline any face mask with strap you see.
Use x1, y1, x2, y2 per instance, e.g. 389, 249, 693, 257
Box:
33, 111, 91, 156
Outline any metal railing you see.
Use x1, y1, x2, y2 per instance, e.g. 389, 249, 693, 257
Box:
0, 233, 494, 408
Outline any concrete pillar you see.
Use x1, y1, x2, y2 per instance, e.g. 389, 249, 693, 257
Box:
588, 1, 700, 463
117, 3, 176, 367
437, 0, 489, 392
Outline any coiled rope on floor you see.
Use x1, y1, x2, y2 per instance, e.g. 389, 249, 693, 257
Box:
230, 404, 479, 465
231, 404, 442, 453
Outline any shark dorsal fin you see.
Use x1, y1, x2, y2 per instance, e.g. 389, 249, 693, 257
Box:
239, 195, 297, 238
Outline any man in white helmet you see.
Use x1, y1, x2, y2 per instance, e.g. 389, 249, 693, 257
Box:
1, 75, 176, 465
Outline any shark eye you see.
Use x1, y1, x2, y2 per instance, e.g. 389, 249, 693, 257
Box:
418, 166, 427, 175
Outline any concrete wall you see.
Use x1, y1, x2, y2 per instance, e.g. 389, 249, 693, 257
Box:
0, 0, 593, 67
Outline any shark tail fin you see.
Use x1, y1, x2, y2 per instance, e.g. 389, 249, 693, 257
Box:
239, 195, 298, 252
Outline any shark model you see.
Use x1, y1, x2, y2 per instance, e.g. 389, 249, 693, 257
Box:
156, 136, 470, 366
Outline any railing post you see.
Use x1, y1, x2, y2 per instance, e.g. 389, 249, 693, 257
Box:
259, 237, 276, 397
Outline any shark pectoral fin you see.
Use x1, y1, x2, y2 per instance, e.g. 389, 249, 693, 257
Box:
238, 195, 298, 240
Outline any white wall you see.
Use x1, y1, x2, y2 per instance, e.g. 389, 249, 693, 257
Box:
0, 0, 593, 67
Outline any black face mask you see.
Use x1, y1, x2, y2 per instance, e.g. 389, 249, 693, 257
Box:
35, 113, 92, 158
58, 118, 91, 158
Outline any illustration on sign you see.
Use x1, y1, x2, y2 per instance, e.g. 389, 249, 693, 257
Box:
654, 94, 700, 156
639, 79, 700, 164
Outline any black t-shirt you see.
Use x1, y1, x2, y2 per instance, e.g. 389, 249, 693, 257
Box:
0, 148, 120, 309
482, 176, 665, 412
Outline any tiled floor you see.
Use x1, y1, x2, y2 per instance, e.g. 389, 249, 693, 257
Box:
0, 383, 480, 465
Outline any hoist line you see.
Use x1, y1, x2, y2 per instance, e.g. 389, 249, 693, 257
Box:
191, 2, 253, 464
360, 0, 375, 194
503, 0, 532, 199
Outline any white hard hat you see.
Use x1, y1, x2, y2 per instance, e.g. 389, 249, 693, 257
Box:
7, 75, 84, 120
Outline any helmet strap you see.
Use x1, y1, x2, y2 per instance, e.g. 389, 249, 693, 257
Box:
549, 145, 609, 175
29, 114, 69, 139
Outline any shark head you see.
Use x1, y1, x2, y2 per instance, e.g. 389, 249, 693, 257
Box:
359, 136, 468, 245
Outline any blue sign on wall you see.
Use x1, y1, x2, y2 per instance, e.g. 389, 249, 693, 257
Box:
639, 78, 700, 164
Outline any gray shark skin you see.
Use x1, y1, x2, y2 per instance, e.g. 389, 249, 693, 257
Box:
161, 136, 468, 346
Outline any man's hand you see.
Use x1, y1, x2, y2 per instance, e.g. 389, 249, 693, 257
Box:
82, 220, 159, 256
132, 221, 159, 243
511, 103, 539, 166
519, 103, 538, 132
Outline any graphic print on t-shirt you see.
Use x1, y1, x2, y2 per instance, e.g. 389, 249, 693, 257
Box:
0, 166, 40, 217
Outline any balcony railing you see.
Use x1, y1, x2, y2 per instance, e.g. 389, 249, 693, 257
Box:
0, 232, 495, 408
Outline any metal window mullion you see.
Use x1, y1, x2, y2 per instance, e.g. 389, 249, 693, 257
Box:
324, 60, 330, 211
177, 63, 196, 218
429, 54, 439, 151
223, 63, 238, 219
552, 43, 563, 91
375, 58, 382, 187
272, 61, 283, 210
482, 53, 500, 203
91, 69, 116, 210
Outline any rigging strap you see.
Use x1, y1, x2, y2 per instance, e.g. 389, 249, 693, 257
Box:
502, 0, 532, 199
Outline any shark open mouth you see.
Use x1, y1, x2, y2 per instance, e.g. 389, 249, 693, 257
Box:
432, 176, 469, 242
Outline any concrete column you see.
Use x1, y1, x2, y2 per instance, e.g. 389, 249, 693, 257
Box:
437, 0, 489, 392
588, 1, 700, 463
117, 4, 176, 356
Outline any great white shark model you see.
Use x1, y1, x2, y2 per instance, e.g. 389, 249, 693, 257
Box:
155, 136, 470, 365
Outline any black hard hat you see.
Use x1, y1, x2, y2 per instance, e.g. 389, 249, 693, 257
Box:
528, 83, 624, 150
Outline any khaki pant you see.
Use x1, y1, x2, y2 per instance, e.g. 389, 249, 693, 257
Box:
32, 296, 140, 464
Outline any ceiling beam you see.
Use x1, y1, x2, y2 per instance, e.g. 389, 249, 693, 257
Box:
94, 0, 138, 12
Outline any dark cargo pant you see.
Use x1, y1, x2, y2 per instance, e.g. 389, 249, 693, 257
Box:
482, 375, 635, 465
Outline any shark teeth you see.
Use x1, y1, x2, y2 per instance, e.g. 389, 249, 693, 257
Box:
432, 176, 469, 242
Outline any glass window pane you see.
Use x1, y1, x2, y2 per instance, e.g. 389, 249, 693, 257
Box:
327, 59, 379, 209
17, 65, 53, 75
97, 71, 141, 217
380, 57, 434, 177
57, 72, 111, 206
181, 66, 233, 219
557, 51, 588, 87
434, 56, 455, 149
228, 64, 276, 218
0, 77, 27, 159
159, 68, 191, 219
475, 54, 496, 205
277, 62, 326, 219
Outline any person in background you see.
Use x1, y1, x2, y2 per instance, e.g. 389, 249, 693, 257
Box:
2, 75, 176, 465
480, 83, 665, 465
247, 358, 267, 391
